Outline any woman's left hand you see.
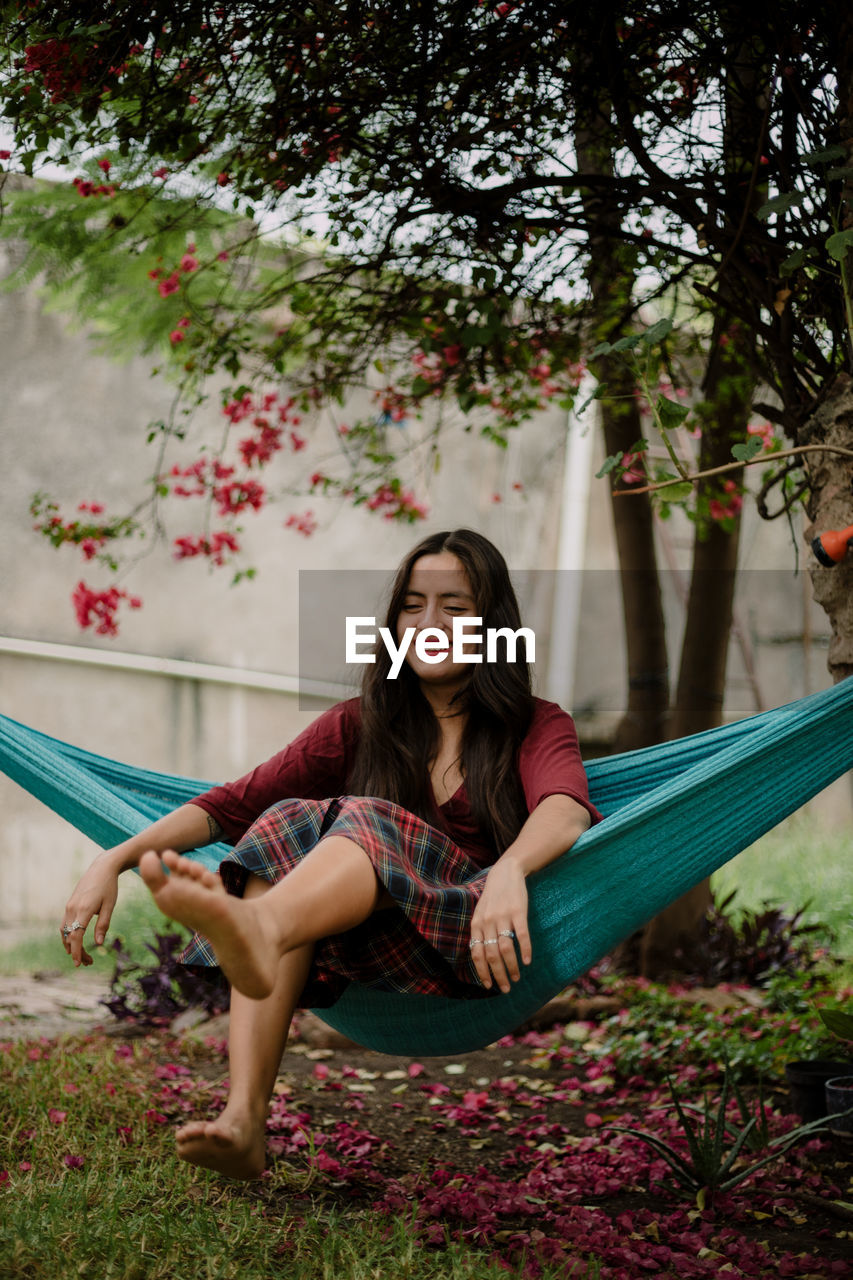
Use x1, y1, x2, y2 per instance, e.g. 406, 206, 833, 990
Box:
468, 857, 532, 993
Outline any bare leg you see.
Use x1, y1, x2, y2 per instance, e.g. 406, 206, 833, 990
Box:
139, 836, 382, 997
176, 875, 313, 1179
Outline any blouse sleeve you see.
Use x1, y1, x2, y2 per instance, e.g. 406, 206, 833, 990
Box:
518, 700, 602, 824
189, 699, 361, 843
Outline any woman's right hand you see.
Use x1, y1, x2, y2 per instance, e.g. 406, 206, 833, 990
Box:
58, 804, 216, 967
60, 852, 121, 968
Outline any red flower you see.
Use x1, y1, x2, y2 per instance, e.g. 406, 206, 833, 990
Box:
179, 254, 199, 273
284, 510, 317, 537
157, 273, 180, 298
217, 172, 230, 186
97, 158, 111, 173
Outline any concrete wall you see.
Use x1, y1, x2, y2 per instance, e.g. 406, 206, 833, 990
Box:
1, 263, 849, 926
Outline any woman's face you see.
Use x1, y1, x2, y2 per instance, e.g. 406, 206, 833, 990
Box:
396, 551, 480, 689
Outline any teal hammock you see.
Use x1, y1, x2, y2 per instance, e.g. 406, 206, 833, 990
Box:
1, 677, 851, 1056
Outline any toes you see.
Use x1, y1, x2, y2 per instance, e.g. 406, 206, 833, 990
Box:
139, 850, 168, 892
176, 1120, 208, 1140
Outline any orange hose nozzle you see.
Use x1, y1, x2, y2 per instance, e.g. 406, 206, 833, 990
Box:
812, 523, 853, 567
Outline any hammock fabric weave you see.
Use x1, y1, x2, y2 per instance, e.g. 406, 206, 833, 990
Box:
1, 678, 851, 1056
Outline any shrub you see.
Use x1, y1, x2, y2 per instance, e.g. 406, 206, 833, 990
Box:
101, 931, 228, 1024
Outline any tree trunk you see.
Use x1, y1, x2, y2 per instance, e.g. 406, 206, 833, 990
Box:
638, 15, 767, 975
802, 374, 853, 683
576, 109, 670, 753
640, 317, 750, 977
597, 362, 671, 751
799, 12, 853, 684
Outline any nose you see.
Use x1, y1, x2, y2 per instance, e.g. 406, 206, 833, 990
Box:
417, 603, 451, 638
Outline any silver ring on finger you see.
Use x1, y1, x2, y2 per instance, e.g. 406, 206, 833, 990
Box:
62, 920, 84, 938
468, 938, 484, 950
499, 929, 516, 940
483, 937, 499, 946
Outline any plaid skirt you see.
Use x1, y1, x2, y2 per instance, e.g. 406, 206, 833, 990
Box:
180, 796, 496, 1008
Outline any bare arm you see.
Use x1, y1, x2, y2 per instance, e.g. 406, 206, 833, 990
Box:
61, 803, 221, 968
469, 794, 591, 993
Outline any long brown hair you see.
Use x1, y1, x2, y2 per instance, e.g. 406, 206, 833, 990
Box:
349, 529, 534, 851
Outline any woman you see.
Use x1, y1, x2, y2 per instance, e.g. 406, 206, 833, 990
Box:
60, 529, 599, 1179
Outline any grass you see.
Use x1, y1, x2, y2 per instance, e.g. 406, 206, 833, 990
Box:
0, 1038, 596, 1280
0, 872, 184, 977
711, 815, 853, 958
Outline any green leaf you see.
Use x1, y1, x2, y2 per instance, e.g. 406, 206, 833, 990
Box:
801, 144, 847, 165
732, 437, 764, 462
655, 480, 693, 503
655, 394, 689, 430
577, 383, 606, 415
757, 192, 804, 220
779, 247, 807, 277
819, 1007, 853, 1040
611, 334, 643, 353
590, 341, 613, 357
596, 452, 623, 478
827, 166, 853, 181
641, 318, 674, 347
825, 228, 853, 262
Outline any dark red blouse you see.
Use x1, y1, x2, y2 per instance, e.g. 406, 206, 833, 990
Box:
191, 697, 601, 868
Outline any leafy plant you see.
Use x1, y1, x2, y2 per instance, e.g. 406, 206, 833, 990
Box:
101, 930, 228, 1025
676, 891, 828, 986
609, 1067, 835, 1207
818, 1005, 853, 1057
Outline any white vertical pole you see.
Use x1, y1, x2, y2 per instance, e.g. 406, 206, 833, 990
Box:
547, 382, 596, 710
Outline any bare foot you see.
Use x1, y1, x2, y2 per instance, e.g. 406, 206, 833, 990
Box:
139, 850, 280, 998
176, 1109, 266, 1180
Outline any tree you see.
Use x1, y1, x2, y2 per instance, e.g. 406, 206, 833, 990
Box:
2, 0, 852, 971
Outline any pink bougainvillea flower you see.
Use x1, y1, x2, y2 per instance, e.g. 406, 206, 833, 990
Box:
153, 166, 169, 179
63, 1154, 84, 1169
619, 451, 647, 485
179, 253, 199, 273
48, 1108, 67, 1125
157, 273, 181, 298
169, 330, 185, 345
284, 510, 317, 538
